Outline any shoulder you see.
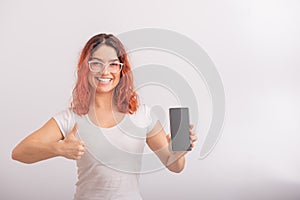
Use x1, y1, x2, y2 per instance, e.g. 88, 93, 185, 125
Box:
53, 108, 76, 123
131, 104, 151, 120
130, 104, 158, 131
52, 108, 76, 137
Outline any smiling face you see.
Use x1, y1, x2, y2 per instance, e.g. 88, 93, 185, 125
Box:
88, 45, 121, 94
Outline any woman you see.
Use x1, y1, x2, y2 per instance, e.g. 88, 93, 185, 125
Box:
12, 33, 198, 199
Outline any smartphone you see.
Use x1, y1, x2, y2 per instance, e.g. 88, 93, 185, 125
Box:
169, 107, 191, 151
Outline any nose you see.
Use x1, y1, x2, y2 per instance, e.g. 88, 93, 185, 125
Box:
101, 64, 110, 75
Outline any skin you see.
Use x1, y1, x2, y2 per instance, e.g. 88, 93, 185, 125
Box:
11, 45, 198, 173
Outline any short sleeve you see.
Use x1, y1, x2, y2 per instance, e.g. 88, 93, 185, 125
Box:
129, 104, 158, 133
52, 109, 76, 137
145, 105, 159, 133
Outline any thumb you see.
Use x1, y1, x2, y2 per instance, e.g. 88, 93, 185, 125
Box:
166, 134, 171, 143
67, 123, 78, 138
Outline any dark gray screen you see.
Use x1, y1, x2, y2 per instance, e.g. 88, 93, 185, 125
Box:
169, 107, 191, 151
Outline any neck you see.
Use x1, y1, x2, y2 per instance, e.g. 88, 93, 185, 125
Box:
90, 91, 116, 112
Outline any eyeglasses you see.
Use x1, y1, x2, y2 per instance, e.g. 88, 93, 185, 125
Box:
88, 60, 123, 73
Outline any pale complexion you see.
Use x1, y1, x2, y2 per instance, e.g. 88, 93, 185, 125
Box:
11, 45, 198, 173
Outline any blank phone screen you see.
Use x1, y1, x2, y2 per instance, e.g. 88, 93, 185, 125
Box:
169, 107, 191, 151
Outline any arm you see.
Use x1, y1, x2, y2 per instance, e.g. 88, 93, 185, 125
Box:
12, 118, 85, 164
146, 121, 197, 173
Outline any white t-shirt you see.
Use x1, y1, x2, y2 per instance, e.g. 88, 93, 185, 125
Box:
53, 104, 158, 200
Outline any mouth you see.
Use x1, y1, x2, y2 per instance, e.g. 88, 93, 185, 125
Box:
95, 77, 113, 83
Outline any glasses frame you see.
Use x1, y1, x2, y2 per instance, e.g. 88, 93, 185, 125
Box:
88, 60, 124, 74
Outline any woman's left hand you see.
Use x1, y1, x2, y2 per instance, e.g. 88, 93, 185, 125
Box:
189, 124, 198, 149
166, 124, 198, 154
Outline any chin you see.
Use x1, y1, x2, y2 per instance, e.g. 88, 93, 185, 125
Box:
96, 88, 114, 94
95, 84, 116, 94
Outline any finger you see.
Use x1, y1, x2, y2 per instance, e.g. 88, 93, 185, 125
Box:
190, 135, 198, 141
190, 135, 198, 143
80, 140, 86, 147
189, 124, 194, 129
78, 146, 85, 152
166, 134, 171, 143
67, 123, 78, 137
189, 130, 195, 136
189, 132, 195, 138
74, 155, 82, 160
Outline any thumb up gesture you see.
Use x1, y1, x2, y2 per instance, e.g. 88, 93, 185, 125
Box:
59, 123, 86, 160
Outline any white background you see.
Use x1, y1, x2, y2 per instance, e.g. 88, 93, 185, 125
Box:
1, 0, 300, 199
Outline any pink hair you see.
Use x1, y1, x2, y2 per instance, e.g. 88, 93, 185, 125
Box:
71, 33, 139, 115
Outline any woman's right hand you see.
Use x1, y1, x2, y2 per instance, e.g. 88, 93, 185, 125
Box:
58, 123, 86, 160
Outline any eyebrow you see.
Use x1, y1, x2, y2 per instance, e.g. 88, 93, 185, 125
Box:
90, 57, 119, 62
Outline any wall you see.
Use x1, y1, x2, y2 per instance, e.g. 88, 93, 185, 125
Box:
1, 0, 300, 199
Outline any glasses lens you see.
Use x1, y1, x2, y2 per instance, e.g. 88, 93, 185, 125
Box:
89, 61, 103, 72
108, 62, 122, 73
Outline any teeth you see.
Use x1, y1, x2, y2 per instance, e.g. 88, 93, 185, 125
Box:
96, 77, 111, 82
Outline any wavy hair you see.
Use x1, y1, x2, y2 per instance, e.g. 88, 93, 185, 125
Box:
71, 33, 139, 115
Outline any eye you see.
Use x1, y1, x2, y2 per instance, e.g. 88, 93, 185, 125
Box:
110, 62, 120, 67
90, 61, 103, 67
